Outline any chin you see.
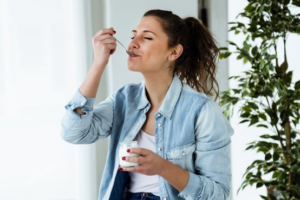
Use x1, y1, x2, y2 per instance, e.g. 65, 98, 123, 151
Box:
127, 61, 140, 72
127, 65, 140, 72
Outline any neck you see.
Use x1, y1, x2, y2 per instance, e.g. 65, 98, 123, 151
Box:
142, 72, 173, 107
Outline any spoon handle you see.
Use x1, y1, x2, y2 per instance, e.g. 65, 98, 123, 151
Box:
115, 38, 127, 51
114, 37, 133, 55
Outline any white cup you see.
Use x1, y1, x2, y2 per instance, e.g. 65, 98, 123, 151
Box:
119, 141, 140, 167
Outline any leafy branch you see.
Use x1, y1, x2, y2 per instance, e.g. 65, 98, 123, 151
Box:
219, 0, 300, 199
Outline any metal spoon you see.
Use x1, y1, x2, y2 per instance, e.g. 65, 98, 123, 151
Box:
115, 37, 134, 55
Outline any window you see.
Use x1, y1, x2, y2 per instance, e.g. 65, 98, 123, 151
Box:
0, 1, 77, 199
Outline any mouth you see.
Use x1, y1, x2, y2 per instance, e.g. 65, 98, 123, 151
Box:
129, 53, 139, 57
127, 49, 139, 57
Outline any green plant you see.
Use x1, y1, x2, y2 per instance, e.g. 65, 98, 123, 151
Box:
219, 0, 300, 199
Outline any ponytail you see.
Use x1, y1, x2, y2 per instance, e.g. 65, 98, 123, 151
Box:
178, 17, 219, 100
144, 10, 220, 100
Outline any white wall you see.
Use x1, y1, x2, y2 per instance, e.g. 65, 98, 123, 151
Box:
207, 0, 229, 93
0, 0, 79, 199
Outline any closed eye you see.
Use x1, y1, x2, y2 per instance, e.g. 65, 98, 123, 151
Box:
130, 37, 152, 40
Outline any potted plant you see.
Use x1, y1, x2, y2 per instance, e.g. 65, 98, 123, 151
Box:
219, 0, 300, 199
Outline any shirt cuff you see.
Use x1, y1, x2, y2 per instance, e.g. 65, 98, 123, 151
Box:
178, 172, 203, 199
65, 90, 95, 113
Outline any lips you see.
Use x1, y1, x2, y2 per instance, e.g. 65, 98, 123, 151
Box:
129, 54, 139, 57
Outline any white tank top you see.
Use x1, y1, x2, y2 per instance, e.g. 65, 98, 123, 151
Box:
128, 129, 160, 196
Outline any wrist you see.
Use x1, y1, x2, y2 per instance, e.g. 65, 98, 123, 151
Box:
158, 159, 190, 192
92, 60, 107, 70
158, 158, 170, 177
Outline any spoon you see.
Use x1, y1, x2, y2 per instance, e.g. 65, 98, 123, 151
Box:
114, 37, 134, 55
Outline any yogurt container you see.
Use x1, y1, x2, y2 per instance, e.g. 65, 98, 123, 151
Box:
119, 141, 140, 167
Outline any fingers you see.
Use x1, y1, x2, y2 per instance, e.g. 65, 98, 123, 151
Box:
94, 27, 115, 37
120, 166, 141, 172
119, 151, 159, 175
92, 27, 117, 65
120, 164, 152, 176
97, 34, 116, 42
93, 35, 116, 45
92, 38, 116, 55
123, 155, 143, 164
128, 148, 149, 156
119, 156, 143, 172
92, 28, 117, 55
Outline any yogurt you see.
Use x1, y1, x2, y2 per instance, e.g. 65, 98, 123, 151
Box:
119, 141, 140, 167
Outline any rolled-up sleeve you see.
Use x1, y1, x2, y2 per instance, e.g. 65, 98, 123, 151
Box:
61, 90, 114, 144
178, 99, 234, 200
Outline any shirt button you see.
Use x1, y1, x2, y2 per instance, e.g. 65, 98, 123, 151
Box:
182, 151, 186, 156
157, 113, 161, 117
158, 148, 161, 151
158, 123, 162, 127
80, 102, 85, 106
184, 195, 187, 198
163, 198, 167, 200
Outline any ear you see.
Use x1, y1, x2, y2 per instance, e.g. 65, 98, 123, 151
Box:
168, 44, 183, 61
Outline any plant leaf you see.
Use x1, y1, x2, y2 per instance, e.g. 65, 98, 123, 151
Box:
258, 5, 265, 15
260, 195, 269, 200
296, 27, 300, 35
295, 80, 300, 90
257, 124, 268, 128
259, 60, 265, 70
256, 182, 264, 188
265, 153, 272, 161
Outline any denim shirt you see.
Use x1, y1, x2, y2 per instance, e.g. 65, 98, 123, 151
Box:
61, 75, 234, 200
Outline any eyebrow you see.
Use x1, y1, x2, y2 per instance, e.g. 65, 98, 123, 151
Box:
131, 30, 156, 36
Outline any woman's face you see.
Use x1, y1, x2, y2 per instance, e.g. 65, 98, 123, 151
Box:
127, 16, 173, 74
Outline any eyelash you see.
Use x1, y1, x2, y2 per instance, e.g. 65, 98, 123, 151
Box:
130, 37, 152, 40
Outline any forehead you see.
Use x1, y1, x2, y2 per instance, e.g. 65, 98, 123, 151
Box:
133, 16, 164, 34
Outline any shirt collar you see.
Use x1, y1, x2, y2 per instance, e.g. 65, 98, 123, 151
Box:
137, 75, 183, 119
137, 81, 149, 110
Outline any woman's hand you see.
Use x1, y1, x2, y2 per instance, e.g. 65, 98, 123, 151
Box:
119, 148, 166, 176
77, 27, 116, 99
120, 147, 190, 192
92, 27, 116, 67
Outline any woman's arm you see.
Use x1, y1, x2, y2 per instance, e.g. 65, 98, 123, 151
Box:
74, 62, 105, 115
61, 28, 117, 143
176, 99, 234, 199
61, 91, 115, 144
75, 28, 116, 115
158, 159, 190, 191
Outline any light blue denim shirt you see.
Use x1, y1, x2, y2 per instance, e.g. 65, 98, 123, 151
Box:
61, 75, 234, 200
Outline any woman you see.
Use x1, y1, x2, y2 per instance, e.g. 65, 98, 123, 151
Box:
61, 9, 234, 200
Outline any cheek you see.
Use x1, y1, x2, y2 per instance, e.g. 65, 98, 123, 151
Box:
148, 52, 169, 67
146, 46, 168, 62
148, 54, 166, 64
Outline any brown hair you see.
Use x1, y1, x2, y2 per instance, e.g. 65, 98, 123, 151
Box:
143, 9, 220, 100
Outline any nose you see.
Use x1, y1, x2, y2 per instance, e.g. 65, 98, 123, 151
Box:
128, 37, 140, 51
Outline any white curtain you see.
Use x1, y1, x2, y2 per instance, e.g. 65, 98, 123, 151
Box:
0, 0, 101, 199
